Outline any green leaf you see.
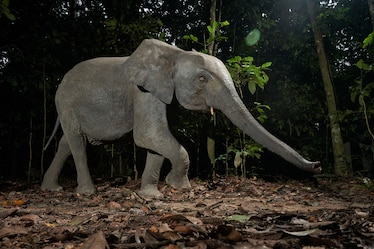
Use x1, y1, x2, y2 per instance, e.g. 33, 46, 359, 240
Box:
207, 25, 213, 34
104, 18, 117, 31
190, 34, 198, 42
227, 56, 241, 64
226, 214, 251, 222
207, 137, 215, 164
4, 10, 15, 20
213, 21, 219, 30
261, 61, 272, 68
221, 20, 230, 27
363, 32, 374, 48
248, 81, 257, 95
1, 0, 15, 20
358, 95, 365, 106
356, 59, 372, 71
243, 56, 254, 63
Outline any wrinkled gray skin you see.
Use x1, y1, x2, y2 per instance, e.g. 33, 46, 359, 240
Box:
41, 39, 321, 198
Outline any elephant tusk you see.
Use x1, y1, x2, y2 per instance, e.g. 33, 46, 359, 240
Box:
210, 106, 214, 116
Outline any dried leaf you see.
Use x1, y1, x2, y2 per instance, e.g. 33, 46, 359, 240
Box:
174, 225, 193, 235
0, 226, 28, 239
19, 214, 40, 223
107, 201, 122, 210
69, 214, 92, 226
215, 225, 242, 243
50, 230, 73, 242
160, 214, 189, 222
80, 230, 109, 249
283, 229, 317, 236
161, 231, 183, 242
13, 199, 26, 206
0, 208, 17, 218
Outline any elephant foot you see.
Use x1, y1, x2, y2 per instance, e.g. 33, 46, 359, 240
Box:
165, 173, 191, 190
41, 181, 64, 192
76, 183, 97, 195
137, 185, 164, 199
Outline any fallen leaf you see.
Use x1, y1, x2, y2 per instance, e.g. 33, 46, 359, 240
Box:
80, 230, 109, 249
215, 224, 242, 243
0, 208, 17, 218
69, 214, 92, 226
161, 231, 183, 242
226, 214, 251, 223
354, 209, 370, 218
168, 243, 181, 249
45, 223, 56, 227
174, 225, 193, 235
13, 199, 25, 206
107, 201, 122, 210
0, 226, 28, 239
50, 230, 73, 242
283, 229, 317, 236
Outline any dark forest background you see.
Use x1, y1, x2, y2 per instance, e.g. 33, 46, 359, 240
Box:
0, 0, 373, 183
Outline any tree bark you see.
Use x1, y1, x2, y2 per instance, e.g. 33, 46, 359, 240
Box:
368, 0, 374, 29
306, 0, 349, 176
208, 0, 217, 56
207, 0, 217, 178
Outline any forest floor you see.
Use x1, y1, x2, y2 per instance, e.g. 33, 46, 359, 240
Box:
0, 175, 373, 249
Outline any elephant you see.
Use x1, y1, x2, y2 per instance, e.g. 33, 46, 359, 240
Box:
41, 39, 321, 198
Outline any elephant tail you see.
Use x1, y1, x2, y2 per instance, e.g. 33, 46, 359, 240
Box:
43, 117, 60, 151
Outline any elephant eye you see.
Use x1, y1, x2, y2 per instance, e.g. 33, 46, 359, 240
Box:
199, 76, 206, 82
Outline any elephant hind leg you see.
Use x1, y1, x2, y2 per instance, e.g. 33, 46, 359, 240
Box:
64, 133, 96, 195
41, 135, 71, 192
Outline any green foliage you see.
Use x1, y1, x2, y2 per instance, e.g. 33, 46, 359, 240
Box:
183, 20, 272, 177
183, 20, 229, 54
1, 0, 372, 180
226, 56, 271, 95
350, 36, 374, 141
0, 0, 15, 20
104, 16, 163, 54
363, 31, 374, 49
253, 102, 271, 124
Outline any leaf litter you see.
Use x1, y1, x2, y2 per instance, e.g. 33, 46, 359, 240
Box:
0, 176, 373, 248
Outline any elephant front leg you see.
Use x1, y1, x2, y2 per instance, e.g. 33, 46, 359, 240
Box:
165, 146, 191, 190
134, 127, 192, 193
41, 135, 71, 192
133, 92, 191, 197
138, 151, 165, 199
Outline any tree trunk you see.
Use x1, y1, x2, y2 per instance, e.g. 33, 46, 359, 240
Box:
207, 0, 217, 178
208, 0, 217, 56
306, 0, 349, 176
368, 0, 374, 29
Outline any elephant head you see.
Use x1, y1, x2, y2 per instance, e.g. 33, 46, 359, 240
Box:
126, 39, 321, 173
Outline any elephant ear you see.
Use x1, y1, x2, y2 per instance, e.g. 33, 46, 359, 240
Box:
126, 39, 182, 104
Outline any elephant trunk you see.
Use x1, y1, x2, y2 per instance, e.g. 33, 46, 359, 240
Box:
215, 88, 321, 173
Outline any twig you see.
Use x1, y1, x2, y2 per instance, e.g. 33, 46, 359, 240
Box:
114, 240, 171, 249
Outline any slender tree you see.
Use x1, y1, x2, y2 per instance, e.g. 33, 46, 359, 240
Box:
306, 0, 349, 175
368, 0, 374, 29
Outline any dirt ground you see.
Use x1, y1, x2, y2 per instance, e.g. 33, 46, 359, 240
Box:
0, 175, 373, 249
